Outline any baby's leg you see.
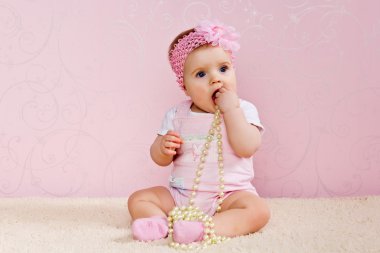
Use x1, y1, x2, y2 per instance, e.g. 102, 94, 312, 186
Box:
212, 191, 270, 237
128, 186, 175, 241
128, 186, 175, 220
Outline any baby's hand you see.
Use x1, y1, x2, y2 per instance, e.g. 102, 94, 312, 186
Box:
214, 87, 240, 113
160, 130, 183, 156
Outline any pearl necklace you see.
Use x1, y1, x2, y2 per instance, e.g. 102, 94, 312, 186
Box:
167, 106, 229, 250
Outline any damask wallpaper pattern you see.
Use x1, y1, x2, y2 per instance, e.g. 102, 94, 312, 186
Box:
0, 0, 379, 197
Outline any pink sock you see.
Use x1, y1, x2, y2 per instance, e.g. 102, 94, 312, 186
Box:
173, 220, 204, 244
131, 216, 168, 241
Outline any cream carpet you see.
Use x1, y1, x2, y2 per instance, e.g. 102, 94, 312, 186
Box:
0, 196, 379, 253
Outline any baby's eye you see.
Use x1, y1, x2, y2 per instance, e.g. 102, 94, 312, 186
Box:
196, 71, 206, 78
220, 65, 228, 72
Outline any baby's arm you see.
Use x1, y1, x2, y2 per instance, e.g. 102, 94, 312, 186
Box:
223, 108, 261, 157
150, 130, 183, 166
215, 88, 261, 158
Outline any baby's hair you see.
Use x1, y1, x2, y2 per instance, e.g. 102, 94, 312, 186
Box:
168, 28, 195, 60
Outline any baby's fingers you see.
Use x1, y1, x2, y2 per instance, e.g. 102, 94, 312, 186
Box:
166, 130, 184, 143
218, 87, 227, 93
163, 139, 181, 149
160, 137, 177, 155
162, 147, 176, 156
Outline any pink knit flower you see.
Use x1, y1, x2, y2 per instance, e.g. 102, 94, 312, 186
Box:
195, 20, 240, 53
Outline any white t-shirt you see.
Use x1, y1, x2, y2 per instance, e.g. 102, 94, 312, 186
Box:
158, 99, 265, 136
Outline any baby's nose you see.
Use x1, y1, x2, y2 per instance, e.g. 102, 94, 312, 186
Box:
210, 77, 221, 85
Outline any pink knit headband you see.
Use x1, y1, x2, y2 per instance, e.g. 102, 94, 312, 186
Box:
169, 20, 240, 89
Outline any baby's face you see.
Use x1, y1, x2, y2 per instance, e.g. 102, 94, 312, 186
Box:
183, 45, 237, 113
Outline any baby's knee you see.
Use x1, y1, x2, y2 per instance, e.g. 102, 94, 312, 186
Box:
127, 186, 165, 207
250, 203, 271, 230
241, 201, 270, 233
257, 204, 271, 224
128, 189, 148, 207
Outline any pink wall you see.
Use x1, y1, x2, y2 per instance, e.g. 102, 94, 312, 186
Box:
0, 0, 379, 198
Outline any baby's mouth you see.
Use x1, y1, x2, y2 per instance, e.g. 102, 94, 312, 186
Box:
212, 89, 220, 101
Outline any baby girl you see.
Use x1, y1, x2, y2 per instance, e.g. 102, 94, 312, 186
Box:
128, 20, 270, 247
